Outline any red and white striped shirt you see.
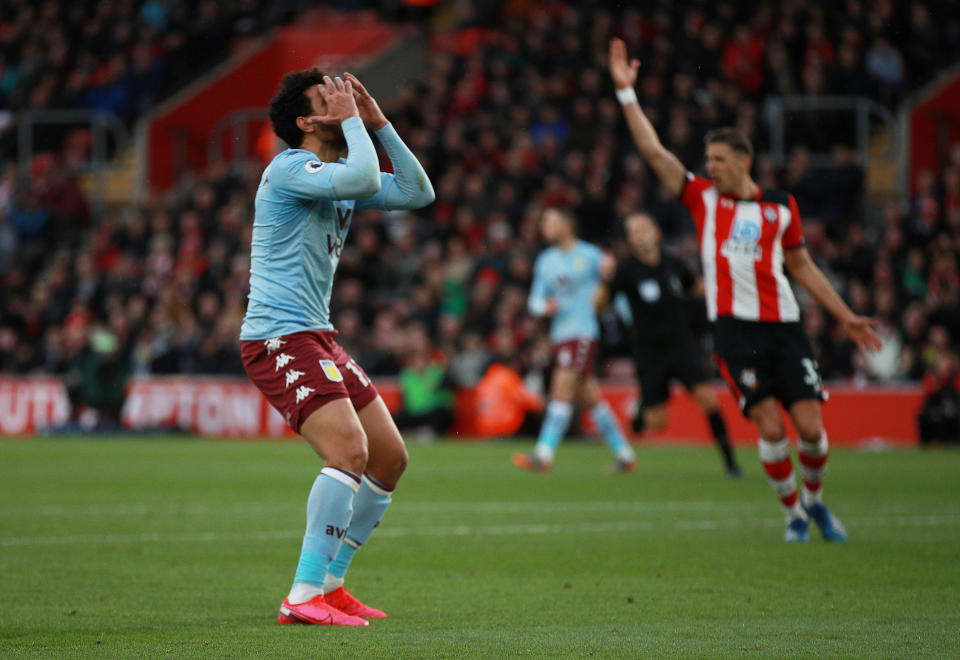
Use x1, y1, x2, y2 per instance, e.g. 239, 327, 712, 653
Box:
680, 172, 804, 323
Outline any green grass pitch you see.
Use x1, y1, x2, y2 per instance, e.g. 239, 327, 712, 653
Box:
1, 437, 958, 658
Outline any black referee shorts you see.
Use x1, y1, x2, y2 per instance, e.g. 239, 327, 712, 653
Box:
712, 317, 826, 416
635, 337, 710, 408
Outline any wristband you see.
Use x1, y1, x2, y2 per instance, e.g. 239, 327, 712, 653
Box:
615, 86, 638, 106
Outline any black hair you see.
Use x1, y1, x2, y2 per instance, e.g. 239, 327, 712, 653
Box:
624, 210, 659, 228
268, 68, 326, 148
704, 126, 754, 160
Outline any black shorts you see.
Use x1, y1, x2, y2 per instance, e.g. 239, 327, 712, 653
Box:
635, 337, 710, 408
712, 317, 826, 416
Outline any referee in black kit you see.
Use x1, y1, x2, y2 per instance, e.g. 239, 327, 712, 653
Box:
598, 211, 742, 478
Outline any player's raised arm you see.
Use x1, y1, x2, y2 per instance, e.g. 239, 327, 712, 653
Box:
608, 38, 686, 198
345, 72, 435, 211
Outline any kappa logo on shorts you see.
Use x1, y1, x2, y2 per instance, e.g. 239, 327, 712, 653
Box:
275, 354, 295, 372
295, 385, 315, 404
264, 338, 286, 355
740, 368, 758, 389
320, 360, 343, 383
285, 369, 305, 387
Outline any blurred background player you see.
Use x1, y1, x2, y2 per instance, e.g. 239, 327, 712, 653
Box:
597, 211, 742, 478
512, 207, 637, 473
609, 38, 881, 542
239, 70, 434, 625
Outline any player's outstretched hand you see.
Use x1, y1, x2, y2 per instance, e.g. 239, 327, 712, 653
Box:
306, 76, 359, 125
843, 315, 883, 352
344, 72, 388, 130
608, 37, 640, 90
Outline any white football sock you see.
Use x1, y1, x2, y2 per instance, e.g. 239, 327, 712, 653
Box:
323, 573, 344, 593
287, 582, 324, 604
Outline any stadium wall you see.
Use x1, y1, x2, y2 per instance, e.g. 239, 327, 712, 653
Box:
143, 19, 407, 191
0, 377, 923, 446
904, 61, 960, 193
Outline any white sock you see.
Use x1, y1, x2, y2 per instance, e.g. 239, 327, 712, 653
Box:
533, 444, 555, 463
798, 432, 829, 508
784, 501, 806, 523
287, 582, 324, 604
323, 573, 344, 593
801, 489, 822, 509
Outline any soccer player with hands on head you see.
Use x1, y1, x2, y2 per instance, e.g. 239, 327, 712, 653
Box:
240, 70, 434, 626
609, 38, 881, 542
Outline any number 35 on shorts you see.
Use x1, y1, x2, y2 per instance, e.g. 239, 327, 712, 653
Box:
801, 357, 822, 393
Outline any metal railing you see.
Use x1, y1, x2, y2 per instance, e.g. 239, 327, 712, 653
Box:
207, 107, 271, 167
16, 109, 130, 215
764, 95, 898, 167
764, 95, 901, 223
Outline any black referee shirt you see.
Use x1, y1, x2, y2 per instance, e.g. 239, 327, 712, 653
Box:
609, 253, 698, 349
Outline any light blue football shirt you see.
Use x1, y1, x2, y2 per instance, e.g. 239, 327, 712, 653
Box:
527, 240, 604, 343
240, 117, 434, 340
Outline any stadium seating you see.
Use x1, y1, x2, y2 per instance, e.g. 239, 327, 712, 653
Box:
1, 1, 959, 424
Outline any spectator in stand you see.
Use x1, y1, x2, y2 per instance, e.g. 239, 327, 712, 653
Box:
0, 0, 293, 124
856, 285, 905, 382
447, 330, 492, 388
0, 206, 17, 276
475, 360, 544, 438
865, 37, 905, 101
722, 26, 765, 96
64, 325, 128, 429
392, 323, 456, 441
917, 350, 960, 445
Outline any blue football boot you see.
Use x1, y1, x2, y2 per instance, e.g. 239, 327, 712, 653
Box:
804, 502, 848, 542
784, 516, 810, 543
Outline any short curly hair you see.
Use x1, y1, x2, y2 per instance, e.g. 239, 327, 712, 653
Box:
268, 68, 327, 148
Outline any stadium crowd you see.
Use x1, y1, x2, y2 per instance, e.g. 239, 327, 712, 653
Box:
1, 0, 960, 426
0, 0, 316, 126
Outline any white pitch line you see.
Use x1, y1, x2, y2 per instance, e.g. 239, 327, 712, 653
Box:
1, 515, 958, 548
0, 500, 766, 519
0, 502, 288, 518
399, 501, 764, 514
